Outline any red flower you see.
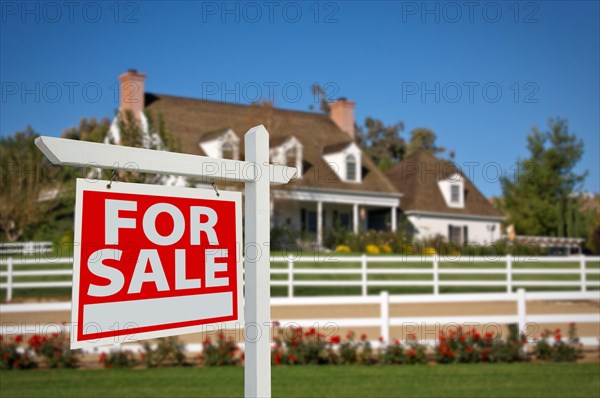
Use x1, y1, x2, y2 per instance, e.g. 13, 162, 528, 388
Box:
99, 353, 107, 364
378, 336, 384, 343
3, 353, 9, 360
289, 354, 297, 363
394, 339, 400, 346
274, 353, 281, 366
465, 345, 473, 353
447, 351, 455, 358
14, 360, 20, 368
459, 335, 466, 342
407, 333, 416, 340
360, 334, 367, 341
15, 335, 23, 343
554, 334, 562, 342
408, 349, 415, 357
330, 335, 340, 345
346, 331, 355, 340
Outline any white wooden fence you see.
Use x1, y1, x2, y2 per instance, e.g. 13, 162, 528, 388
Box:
0, 241, 52, 255
1, 290, 599, 349
1, 254, 599, 302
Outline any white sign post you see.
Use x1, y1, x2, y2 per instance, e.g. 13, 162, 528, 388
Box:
36, 125, 295, 398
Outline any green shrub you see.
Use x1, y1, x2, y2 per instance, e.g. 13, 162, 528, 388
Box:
142, 337, 187, 367
201, 333, 240, 366
0, 335, 37, 370
533, 323, 583, 362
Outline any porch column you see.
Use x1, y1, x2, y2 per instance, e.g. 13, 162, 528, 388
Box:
391, 206, 397, 232
353, 203, 359, 234
317, 201, 323, 247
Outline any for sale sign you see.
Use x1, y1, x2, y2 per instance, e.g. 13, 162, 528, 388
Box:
71, 179, 243, 349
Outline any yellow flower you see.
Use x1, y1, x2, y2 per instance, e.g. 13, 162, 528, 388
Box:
379, 244, 392, 254
335, 245, 351, 253
423, 247, 437, 255
366, 244, 380, 255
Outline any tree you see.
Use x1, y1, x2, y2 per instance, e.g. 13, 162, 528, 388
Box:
61, 117, 110, 143
355, 117, 405, 171
405, 128, 445, 157
500, 117, 587, 237
309, 83, 330, 114
0, 127, 61, 242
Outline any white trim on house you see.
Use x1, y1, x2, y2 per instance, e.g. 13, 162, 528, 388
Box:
273, 187, 400, 207
404, 210, 505, 222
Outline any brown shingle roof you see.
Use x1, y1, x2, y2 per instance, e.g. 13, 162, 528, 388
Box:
323, 141, 353, 154
144, 93, 399, 195
385, 151, 504, 218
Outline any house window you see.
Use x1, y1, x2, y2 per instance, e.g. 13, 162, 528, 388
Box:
286, 146, 298, 168
222, 141, 234, 159
346, 154, 357, 181
450, 185, 460, 203
448, 225, 462, 244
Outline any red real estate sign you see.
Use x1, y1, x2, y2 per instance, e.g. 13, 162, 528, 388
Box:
71, 179, 243, 349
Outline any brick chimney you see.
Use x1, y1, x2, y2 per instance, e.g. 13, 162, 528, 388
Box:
329, 98, 355, 139
119, 69, 146, 119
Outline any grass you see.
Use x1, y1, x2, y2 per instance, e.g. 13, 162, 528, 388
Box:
1, 255, 598, 300
0, 364, 599, 398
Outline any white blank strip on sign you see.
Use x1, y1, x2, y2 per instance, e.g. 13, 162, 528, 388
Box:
82, 292, 233, 334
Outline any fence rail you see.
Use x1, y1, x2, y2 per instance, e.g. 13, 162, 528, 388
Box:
1, 255, 599, 302
1, 290, 599, 350
0, 241, 52, 255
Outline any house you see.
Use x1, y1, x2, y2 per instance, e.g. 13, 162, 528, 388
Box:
107, 70, 401, 246
385, 151, 505, 245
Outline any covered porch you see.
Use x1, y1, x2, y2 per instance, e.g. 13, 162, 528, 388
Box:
271, 187, 401, 246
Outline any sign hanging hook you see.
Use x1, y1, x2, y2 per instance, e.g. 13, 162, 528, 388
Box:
106, 170, 118, 189
211, 180, 220, 197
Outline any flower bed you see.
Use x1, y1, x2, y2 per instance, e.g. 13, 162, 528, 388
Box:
0, 323, 586, 371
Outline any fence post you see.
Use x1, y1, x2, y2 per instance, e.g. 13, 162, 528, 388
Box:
506, 254, 513, 293
579, 255, 586, 293
380, 290, 389, 343
517, 288, 527, 339
433, 254, 439, 296
6, 257, 13, 302
287, 260, 294, 298
361, 254, 368, 296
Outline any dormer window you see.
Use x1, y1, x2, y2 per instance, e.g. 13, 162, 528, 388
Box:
322, 141, 362, 183
346, 154, 357, 181
198, 128, 239, 160
269, 136, 303, 178
438, 173, 464, 208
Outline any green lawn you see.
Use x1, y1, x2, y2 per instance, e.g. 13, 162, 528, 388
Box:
0, 364, 599, 398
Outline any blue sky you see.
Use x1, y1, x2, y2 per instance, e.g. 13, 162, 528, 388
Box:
1, 1, 598, 197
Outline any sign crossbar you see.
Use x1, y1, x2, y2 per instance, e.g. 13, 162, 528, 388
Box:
35, 133, 296, 184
